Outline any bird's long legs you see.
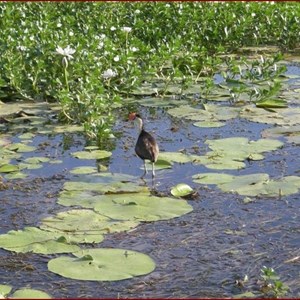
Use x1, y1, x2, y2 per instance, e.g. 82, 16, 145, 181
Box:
141, 160, 156, 179
141, 160, 148, 178
152, 162, 155, 178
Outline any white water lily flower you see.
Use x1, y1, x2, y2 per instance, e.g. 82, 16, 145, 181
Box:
102, 69, 117, 79
55, 45, 76, 59
121, 26, 132, 33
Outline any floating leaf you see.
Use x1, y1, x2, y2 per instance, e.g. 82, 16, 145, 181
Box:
233, 291, 256, 298
159, 151, 196, 164
197, 137, 284, 170
18, 132, 35, 140
10, 289, 51, 299
41, 209, 139, 240
193, 121, 225, 128
255, 98, 287, 108
168, 104, 239, 122
171, 183, 194, 197
262, 125, 300, 144
5, 172, 27, 179
0, 103, 21, 116
0, 164, 19, 173
0, 284, 12, 298
49, 159, 63, 164
48, 248, 156, 281
93, 194, 193, 221
24, 157, 50, 164
19, 163, 43, 170
137, 97, 188, 108
70, 166, 98, 174
0, 227, 80, 254
5, 143, 36, 152
72, 150, 112, 160
193, 172, 300, 197
240, 105, 300, 126
86, 172, 137, 183
192, 173, 234, 185
84, 146, 99, 150
63, 181, 148, 194
58, 190, 150, 209
145, 159, 173, 170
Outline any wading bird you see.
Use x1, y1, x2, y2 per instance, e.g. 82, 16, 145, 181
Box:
129, 112, 159, 178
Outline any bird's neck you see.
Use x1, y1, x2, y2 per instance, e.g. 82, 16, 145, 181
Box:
135, 117, 144, 133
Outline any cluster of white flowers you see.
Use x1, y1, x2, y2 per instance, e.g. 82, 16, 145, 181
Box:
102, 69, 117, 79
17, 45, 28, 51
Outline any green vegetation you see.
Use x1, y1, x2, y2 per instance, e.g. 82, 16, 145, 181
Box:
234, 267, 289, 298
0, 2, 299, 141
0, 3, 299, 294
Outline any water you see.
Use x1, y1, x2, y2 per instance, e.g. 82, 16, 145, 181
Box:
0, 64, 300, 298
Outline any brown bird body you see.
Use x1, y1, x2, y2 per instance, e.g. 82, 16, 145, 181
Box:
129, 113, 159, 177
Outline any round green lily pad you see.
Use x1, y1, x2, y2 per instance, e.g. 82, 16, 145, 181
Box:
0, 284, 12, 298
41, 209, 139, 240
93, 195, 193, 221
10, 288, 51, 299
0, 227, 80, 254
0, 164, 19, 173
71, 150, 112, 160
48, 248, 156, 281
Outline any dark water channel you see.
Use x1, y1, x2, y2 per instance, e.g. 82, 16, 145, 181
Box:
0, 64, 300, 298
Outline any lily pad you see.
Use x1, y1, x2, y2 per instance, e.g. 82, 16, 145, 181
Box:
38, 124, 83, 134
0, 227, 80, 254
18, 132, 36, 140
159, 151, 196, 164
10, 288, 52, 299
240, 105, 300, 126
171, 183, 194, 197
196, 137, 284, 170
93, 194, 193, 221
0, 164, 19, 173
72, 150, 112, 160
193, 173, 235, 185
58, 190, 150, 209
41, 209, 139, 239
233, 291, 256, 298
70, 166, 98, 174
5, 143, 36, 152
48, 248, 156, 281
255, 98, 287, 108
49, 159, 63, 164
5, 172, 28, 179
144, 159, 173, 170
24, 156, 50, 164
0, 284, 12, 298
262, 125, 300, 144
19, 163, 43, 170
168, 104, 239, 122
63, 181, 148, 194
193, 121, 225, 128
193, 172, 300, 197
